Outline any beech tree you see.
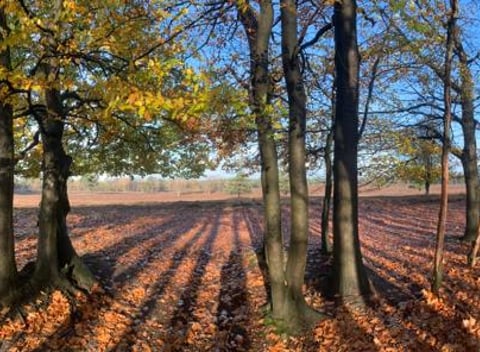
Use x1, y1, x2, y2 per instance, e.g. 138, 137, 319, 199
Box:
331, 0, 370, 299
0, 8, 18, 304
280, 0, 322, 324
234, 0, 286, 323
0, 0, 214, 300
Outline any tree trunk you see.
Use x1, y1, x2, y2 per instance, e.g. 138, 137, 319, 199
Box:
321, 104, 335, 255
461, 101, 479, 242
0, 9, 18, 304
236, 0, 286, 319
432, 0, 456, 294
449, 11, 480, 243
469, 237, 480, 267
280, 0, 321, 326
33, 83, 95, 291
331, 0, 370, 300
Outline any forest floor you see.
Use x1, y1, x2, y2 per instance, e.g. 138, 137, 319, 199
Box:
1, 189, 479, 351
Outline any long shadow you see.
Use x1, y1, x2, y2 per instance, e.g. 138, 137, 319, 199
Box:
111, 222, 211, 350
241, 206, 271, 305
30, 206, 204, 352
110, 207, 223, 351
163, 208, 222, 350
213, 210, 251, 351
81, 211, 188, 289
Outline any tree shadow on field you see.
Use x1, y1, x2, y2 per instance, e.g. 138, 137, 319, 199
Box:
213, 210, 251, 351
81, 211, 188, 289
241, 206, 271, 305
110, 211, 216, 351
30, 205, 205, 352
157, 207, 222, 351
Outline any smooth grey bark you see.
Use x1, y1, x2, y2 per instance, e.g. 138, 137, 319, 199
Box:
0, 9, 18, 304
236, 0, 286, 319
280, 0, 310, 320
432, 0, 456, 293
331, 0, 370, 299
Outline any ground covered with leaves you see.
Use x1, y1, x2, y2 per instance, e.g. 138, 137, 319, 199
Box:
1, 195, 479, 351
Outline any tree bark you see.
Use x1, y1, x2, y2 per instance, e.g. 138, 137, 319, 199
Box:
0, 9, 18, 304
321, 96, 335, 255
460, 82, 479, 243
432, 0, 456, 294
0, 9, 17, 304
32, 76, 95, 291
236, 0, 286, 319
280, 0, 323, 326
331, 0, 370, 299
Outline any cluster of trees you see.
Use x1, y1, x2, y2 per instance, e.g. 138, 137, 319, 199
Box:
1, 0, 479, 333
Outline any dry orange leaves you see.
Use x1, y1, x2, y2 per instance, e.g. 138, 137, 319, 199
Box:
0, 196, 479, 351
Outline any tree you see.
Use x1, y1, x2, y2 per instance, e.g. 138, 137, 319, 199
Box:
432, 0, 456, 294
0, 0, 213, 298
235, 0, 286, 323
280, 0, 323, 325
380, 0, 480, 242
394, 131, 442, 195
0, 7, 18, 304
331, 0, 370, 300
226, 174, 252, 197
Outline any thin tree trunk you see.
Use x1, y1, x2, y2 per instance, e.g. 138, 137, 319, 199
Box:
236, 0, 286, 319
0, 9, 18, 304
321, 92, 335, 255
432, 0, 456, 293
321, 127, 333, 254
331, 0, 370, 300
469, 238, 480, 267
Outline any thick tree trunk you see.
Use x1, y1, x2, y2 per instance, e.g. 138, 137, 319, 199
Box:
236, 0, 286, 319
432, 0, 456, 294
331, 0, 370, 300
33, 85, 95, 291
0, 10, 18, 304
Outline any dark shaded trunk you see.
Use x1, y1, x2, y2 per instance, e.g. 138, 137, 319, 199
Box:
432, 0, 456, 293
236, 1, 285, 319
321, 99, 335, 255
0, 9, 18, 304
425, 180, 430, 196
331, 0, 370, 299
33, 83, 95, 291
449, 11, 479, 243
280, 0, 322, 326
321, 131, 333, 254
461, 100, 479, 242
